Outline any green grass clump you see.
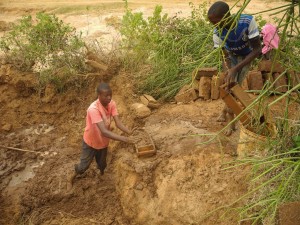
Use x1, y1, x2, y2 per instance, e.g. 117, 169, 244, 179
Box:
120, 2, 220, 100
228, 123, 300, 224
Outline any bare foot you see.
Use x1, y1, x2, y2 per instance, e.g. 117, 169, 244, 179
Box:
217, 114, 226, 122
224, 128, 234, 136
224, 124, 236, 136
66, 172, 76, 192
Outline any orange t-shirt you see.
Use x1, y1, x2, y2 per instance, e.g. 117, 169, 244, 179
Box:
83, 99, 118, 149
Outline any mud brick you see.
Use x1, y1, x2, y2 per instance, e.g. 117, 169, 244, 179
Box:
175, 85, 198, 103
273, 72, 288, 93
278, 201, 300, 225
258, 60, 284, 73
247, 70, 264, 92
219, 72, 226, 85
211, 75, 220, 100
140, 95, 148, 106
199, 76, 211, 100
140, 94, 160, 109
262, 72, 274, 91
288, 70, 300, 89
293, 73, 300, 89
195, 67, 217, 79
192, 79, 199, 91
241, 77, 249, 90
261, 72, 271, 83
130, 103, 151, 118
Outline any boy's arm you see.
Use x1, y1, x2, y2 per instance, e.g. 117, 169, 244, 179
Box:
225, 16, 261, 83
222, 48, 231, 72
113, 115, 132, 134
97, 121, 130, 142
225, 36, 261, 83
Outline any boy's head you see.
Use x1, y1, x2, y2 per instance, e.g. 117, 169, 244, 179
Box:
97, 83, 112, 106
207, 1, 230, 27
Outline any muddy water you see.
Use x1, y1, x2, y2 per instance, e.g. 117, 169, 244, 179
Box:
7, 165, 35, 187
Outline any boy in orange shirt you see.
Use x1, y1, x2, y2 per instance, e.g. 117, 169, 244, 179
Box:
68, 83, 135, 190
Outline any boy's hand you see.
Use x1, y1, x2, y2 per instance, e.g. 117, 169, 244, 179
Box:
224, 68, 235, 84
129, 127, 139, 135
126, 136, 139, 144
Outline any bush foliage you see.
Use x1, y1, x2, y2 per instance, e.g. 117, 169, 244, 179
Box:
0, 12, 86, 90
120, 2, 220, 100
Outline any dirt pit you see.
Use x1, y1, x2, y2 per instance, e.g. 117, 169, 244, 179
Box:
0, 54, 249, 225
3, 61, 296, 225
0, 1, 299, 225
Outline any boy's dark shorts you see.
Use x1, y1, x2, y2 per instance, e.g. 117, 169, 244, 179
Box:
75, 141, 108, 175
229, 53, 250, 85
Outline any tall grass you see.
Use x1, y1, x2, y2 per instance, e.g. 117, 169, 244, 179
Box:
201, 0, 300, 224
120, 1, 220, 100
121, 0, 300, 222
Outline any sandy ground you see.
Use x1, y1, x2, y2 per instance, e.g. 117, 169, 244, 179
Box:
0, 1, 297, 225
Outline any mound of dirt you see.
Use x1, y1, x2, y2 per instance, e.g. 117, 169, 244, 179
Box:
112, 103, 249, 225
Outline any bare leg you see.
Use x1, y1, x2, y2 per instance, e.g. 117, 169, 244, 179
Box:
66, 171, 77, 192
224, 108, 236, 136
66, 141, 95, 192
217, 106, 227, 122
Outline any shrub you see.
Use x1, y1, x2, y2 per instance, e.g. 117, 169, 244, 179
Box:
0, 12, 86, 90
120, 2, 220, 100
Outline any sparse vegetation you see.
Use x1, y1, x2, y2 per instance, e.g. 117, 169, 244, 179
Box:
0, 12, 86, 90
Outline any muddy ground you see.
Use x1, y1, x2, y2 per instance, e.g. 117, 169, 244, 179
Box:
0, 1, 299, 225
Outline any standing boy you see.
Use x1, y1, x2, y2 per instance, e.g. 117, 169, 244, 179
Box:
68, 82, 135, 190
207, 1, 262, 135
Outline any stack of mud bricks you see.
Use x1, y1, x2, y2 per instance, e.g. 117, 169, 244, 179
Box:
248, 60, 300, 94
174, 61, 299, 103
175, 67, 224, 103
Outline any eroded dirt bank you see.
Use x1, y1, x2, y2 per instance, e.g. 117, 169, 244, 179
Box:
0, 61, 249, 225
1, 1, 299, 224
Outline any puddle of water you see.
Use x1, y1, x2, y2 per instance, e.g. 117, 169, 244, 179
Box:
7, 161, 44, 187
8, 166, 35, 187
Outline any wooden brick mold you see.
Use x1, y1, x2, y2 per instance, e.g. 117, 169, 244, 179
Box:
133, 129, 156, 157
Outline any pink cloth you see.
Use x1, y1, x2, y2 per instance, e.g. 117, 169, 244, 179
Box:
261, 24, 280, 54
83, 99, 118, 149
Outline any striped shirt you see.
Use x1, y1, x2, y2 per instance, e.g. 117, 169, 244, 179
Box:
213, 14, 259, 56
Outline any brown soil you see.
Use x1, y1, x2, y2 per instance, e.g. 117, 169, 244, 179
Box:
0, 1, 299, 225
278, 201, 300, 225
132, 129, 152, 147
0, 53, 248, 225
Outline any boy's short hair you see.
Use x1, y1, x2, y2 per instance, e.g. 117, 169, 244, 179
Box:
97, 83, 111, 94
208, 1, 230, 18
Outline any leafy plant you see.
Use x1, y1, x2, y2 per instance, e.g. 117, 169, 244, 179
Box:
0, 12, 86, 90
120, 1, 220, 100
